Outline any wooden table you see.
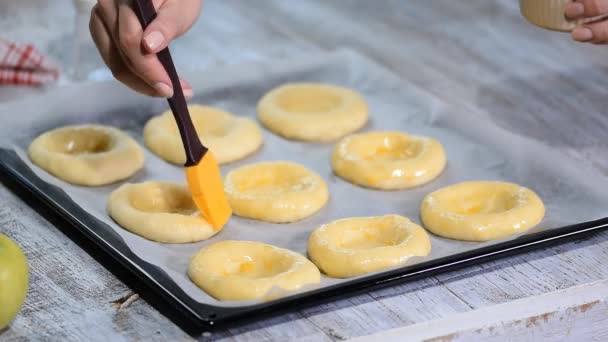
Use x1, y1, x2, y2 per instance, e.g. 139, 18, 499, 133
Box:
1, 1, 608, 340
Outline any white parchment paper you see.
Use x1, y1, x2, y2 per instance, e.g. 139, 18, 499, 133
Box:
0, 49, 606, 308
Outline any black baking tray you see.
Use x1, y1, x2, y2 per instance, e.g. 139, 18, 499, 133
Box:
2, 49, 608, 331
1, 148, 607, 330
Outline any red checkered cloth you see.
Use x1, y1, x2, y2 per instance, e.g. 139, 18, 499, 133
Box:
0, 38, 59, 86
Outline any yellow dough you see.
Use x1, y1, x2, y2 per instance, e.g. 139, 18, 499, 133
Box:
421, 181, 545, 242
28, 124, 144, 186
107, 181, 218, 243
308, 215, 431, 278
332, 131, 446, 190
257, 83, 368, 142
188, 240, 321, 301
143, 105, 262, 165
224, 161, 329, 223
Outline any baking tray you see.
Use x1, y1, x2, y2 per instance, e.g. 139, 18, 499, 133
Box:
0, 49, 607, 329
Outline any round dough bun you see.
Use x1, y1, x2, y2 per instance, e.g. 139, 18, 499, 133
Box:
257, 83, 368, 142
224, 161, 329, 223
143, 105, 263, 165
332, 131, 446, 190
308, 215, 431, 278
421, 181, 545, 242
28, 124, 144, 186
188, 240, 321, 301
108, 181, 219, 243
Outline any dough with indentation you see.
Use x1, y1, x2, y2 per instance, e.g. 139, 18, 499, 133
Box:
421, 181, 545, 241
224, 161, 329, 223
257, 83, 368, 142
108, 181, 219, 243
308, 215, 431, 278
143, 105, 262, 165
188, 240, 321, 301
28, 124, 144, 186
332, 131, 446, 190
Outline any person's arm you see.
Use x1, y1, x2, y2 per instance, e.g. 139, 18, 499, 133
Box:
566, 0, 608, 43
89, 0, 202, 97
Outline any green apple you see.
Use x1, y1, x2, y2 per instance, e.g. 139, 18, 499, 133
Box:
0, 234, 28, 329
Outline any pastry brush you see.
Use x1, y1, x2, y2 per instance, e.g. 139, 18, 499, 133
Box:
133, 0, 232, 229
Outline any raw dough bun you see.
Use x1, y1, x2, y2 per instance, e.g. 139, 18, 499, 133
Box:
224, 161, 329, 223
143, 105, 262, 165
188, 240, 321, 301
332, 131, 446, 190
308, 215, 431, 278
257, 83, 368, 142
28, 124, 144, 186
108, 181, 218, 243
421, 181, 545, 241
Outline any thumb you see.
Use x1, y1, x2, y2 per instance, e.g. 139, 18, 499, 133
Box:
141, 0, 202, 53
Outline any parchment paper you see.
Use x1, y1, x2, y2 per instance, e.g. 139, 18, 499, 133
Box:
1, 49, 606, 308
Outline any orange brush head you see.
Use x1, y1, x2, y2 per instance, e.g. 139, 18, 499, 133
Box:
185, 151, 232, 230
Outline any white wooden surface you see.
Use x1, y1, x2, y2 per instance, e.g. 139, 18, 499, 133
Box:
352, 279, 608, 342
1, 1, 608, 341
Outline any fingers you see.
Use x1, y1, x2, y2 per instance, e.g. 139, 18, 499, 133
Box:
142, 0, 202, 53
572, 20, 608, 43
566, 0, 608, 19
90, 5, 160, 96
565, 2, 585, 18
564, 0, 608, 43
116, 1, 175, 97
90, 0, 194, 98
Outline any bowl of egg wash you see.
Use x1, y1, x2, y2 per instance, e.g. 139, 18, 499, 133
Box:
519, 0, 577, 31
519, 0, 608, 31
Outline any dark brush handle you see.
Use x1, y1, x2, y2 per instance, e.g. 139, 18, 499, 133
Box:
133, 0, 207, 166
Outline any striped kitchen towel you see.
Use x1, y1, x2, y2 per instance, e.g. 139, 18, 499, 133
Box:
0, 38, 59, 86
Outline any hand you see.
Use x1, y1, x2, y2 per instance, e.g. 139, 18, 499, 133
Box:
565, 0, 608, 43
89, 0, 202, 97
